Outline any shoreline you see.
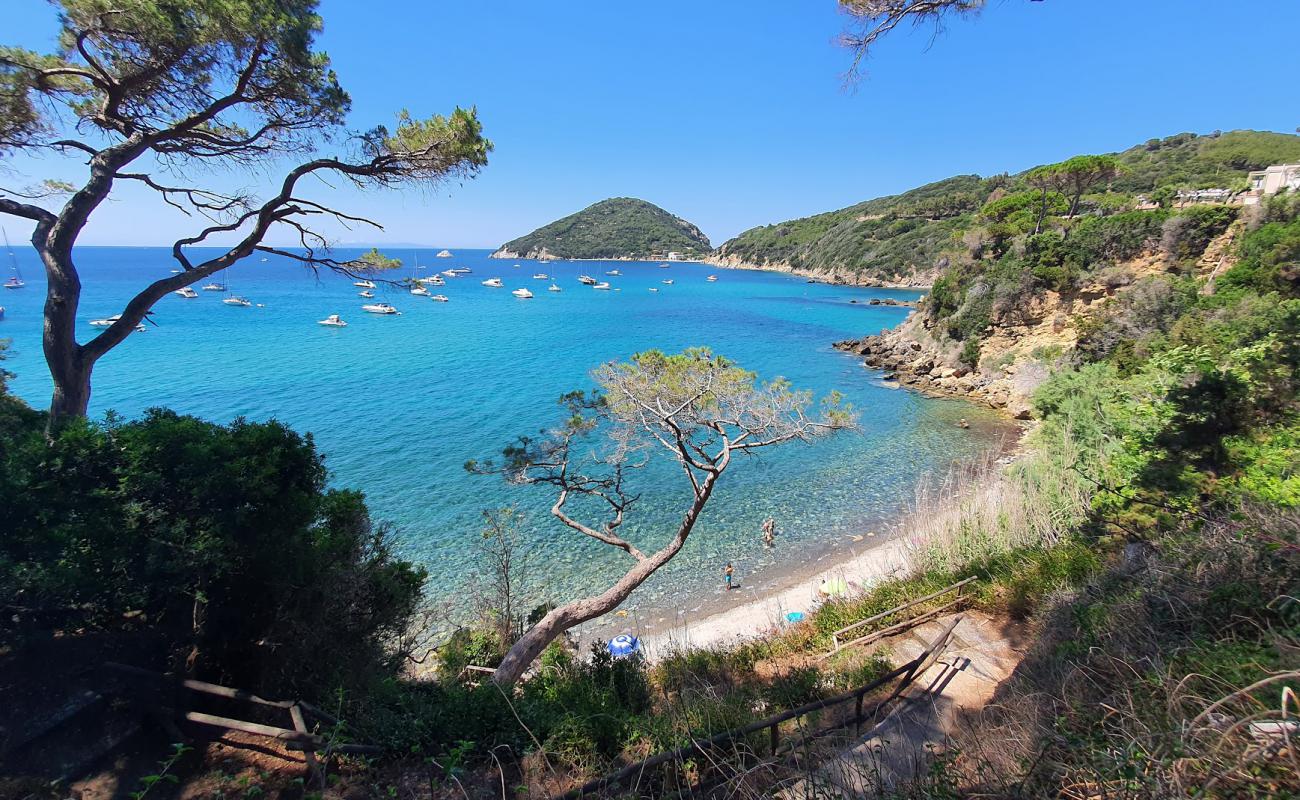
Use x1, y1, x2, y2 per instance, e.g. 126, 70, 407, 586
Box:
701, 254, 933, 290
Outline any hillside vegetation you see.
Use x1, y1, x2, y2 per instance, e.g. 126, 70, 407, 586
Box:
493, 197, 711, 260
714, 130, 1300, 285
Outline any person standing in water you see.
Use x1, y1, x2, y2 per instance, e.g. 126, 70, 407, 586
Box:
724, 562, 735, 591
761, 518, 776, 549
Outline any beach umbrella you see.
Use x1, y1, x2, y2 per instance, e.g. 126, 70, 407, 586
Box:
607, 634, 640, 658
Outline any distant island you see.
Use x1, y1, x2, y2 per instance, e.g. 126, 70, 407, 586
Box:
492, 197, 711, 260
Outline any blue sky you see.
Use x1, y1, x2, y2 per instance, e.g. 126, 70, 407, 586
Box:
4, 0, 1298, 248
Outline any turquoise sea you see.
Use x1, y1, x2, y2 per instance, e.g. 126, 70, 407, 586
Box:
1, 247, 1009, 630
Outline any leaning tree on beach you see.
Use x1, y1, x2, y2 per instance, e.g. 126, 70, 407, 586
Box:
0, 0, 491, 423
471, 348, 854, 687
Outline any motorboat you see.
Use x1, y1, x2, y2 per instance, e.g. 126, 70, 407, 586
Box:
450, 268, 471, 274
202, 283, 226, 291
533, 273, 549, 280
649, 287, 659, 292
174, 287, 199, 298
358, 290, 375, 298
592, 282, 611, 290
223, 296, 252, 307
548, 284, 562, 292
361, 302, 399, 315
605, 269, 621, 276
318, 314, 347, 327
512, 288, 534, 298
481, 277, 503, 287
431, 294, 449, 302
353, 279, 377, 289
659, 263, 670, 268
707, 275, 718, 282
410, 285, 430, 297
661, 279, 674, 285
419, 276, 445, 286
89, 315, 146, 331
577, 274, 597, 285
441, 269, 457, 277
436, 249, 453, 258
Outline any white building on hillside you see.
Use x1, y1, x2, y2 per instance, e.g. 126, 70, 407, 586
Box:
1245, 164, 1300, 204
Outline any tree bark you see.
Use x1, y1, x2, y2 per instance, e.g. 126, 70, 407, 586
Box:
492, 470, 721, 687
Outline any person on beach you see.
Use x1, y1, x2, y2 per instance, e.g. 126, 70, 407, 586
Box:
724, 562, 735, 591
761, 518, 776, 549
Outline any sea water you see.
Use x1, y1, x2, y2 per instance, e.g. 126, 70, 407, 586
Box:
1, 247, 1010, 625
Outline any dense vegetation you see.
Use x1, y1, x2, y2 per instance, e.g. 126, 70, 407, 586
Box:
715, 130, 1300, 284
494, 197, 711, 260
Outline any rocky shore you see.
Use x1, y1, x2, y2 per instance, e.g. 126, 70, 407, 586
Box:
834, 321, 1038, 420
703, 252, 933, 289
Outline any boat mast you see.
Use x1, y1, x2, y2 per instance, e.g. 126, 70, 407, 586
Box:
2, 227, 21, 280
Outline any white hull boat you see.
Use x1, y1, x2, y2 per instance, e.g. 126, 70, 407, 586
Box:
318, 314, 347, 327
661, 279, 673, 285
202, 283, 226, 291
354, 279, 377, 289
533, 273, 549, 280
482, 278, 503, 287
410, 286, 430, 297
512, 288, 534, 298
548, 284, 562, 292
592, 282, 611, 290
174, 287, 199, 298
358, 290, 374, 298
361, 303, 399, 315
89, 315, 146, 331
431, 294, 449, 302
578, 275, 597, 285
223, 296, 252, 307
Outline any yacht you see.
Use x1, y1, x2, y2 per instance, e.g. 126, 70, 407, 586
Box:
661, 279, 674, 285
174, 287, 199, 298
431, 294, 449, 302
512, 288, 534, 299
592, 282, 611, 290
410, 285, 431, 297
353, 279, 377, 289
441, 269, 457, 277
605, 269, 622, 276
318, 314, 347, 327
577, 274, 597, 285
419, 275, 445, 286
706, 275, 718, 282
223, 296, 253, 307
436, 249, 453, 258
548, 284, 562, 292
89, 315, 146, 331
532, 273, 549, 280
3, 228, 25, 289
481, 277, 503, 287
358, 290, 375, 298
202, 282, 226, 291
450, 268, 472, 275
361, 302, 399, 315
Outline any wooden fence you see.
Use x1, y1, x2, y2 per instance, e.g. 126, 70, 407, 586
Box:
557, 615, 963, 799
822, 576, 975, 660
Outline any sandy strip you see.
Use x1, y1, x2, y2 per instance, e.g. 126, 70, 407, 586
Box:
632, 536, 917, 661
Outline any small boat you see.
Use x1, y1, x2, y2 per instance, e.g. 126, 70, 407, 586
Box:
431, 294, 449, 302
659, 263, 670, 268
605, 269, 621, 276
0, 307, 4, 320
202, 283, 226, 291
706, 275, 718, 282
481, 278, 503, 287
3, 228, 24, 289
441, 269, 457, 277
318, 314, 347, 327
548, 284, 562, 292
358, 290, 375, 298
361, 302, 399, 315
512, 288, 534, 298
170, 268, 181, 273
223, 296, 252, 307
450, 268, 471, 275
89, 315, 146, 331
661, 279, 674, 285
174, 287, 199, 298
419, 276, 445, 286
410, 285, 430, 297
260, 257, 268, 262
649, 287, 659, 292
436, 249, 453, 258
592, 282, 611, 290
354, 279, 377, 289
577, 275, 597, 285
533, 273, 549, 280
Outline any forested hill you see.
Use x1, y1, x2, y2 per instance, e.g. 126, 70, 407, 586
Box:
713, 130, 1300, 285
492, 198, 711, 260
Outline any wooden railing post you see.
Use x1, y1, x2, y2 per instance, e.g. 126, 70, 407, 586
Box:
854, 691, 864, 735
770, 723, 780, 755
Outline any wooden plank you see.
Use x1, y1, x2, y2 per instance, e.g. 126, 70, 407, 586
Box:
184, 711, 319, 745
290, 704, 321, 783
820, 596, 965, 660
830, 577, 976, 640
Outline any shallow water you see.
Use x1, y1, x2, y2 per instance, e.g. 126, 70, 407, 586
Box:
1, 247, 1009, 621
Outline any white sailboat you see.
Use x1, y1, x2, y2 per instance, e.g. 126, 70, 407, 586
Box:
548, 284, 562, 292
3, 228, 25, 289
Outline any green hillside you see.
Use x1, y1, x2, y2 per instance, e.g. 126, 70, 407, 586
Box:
715, 130, 1300, 284
493, 197, 711, 260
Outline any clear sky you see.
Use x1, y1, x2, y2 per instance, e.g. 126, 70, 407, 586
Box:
4, 0, 1299, 248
